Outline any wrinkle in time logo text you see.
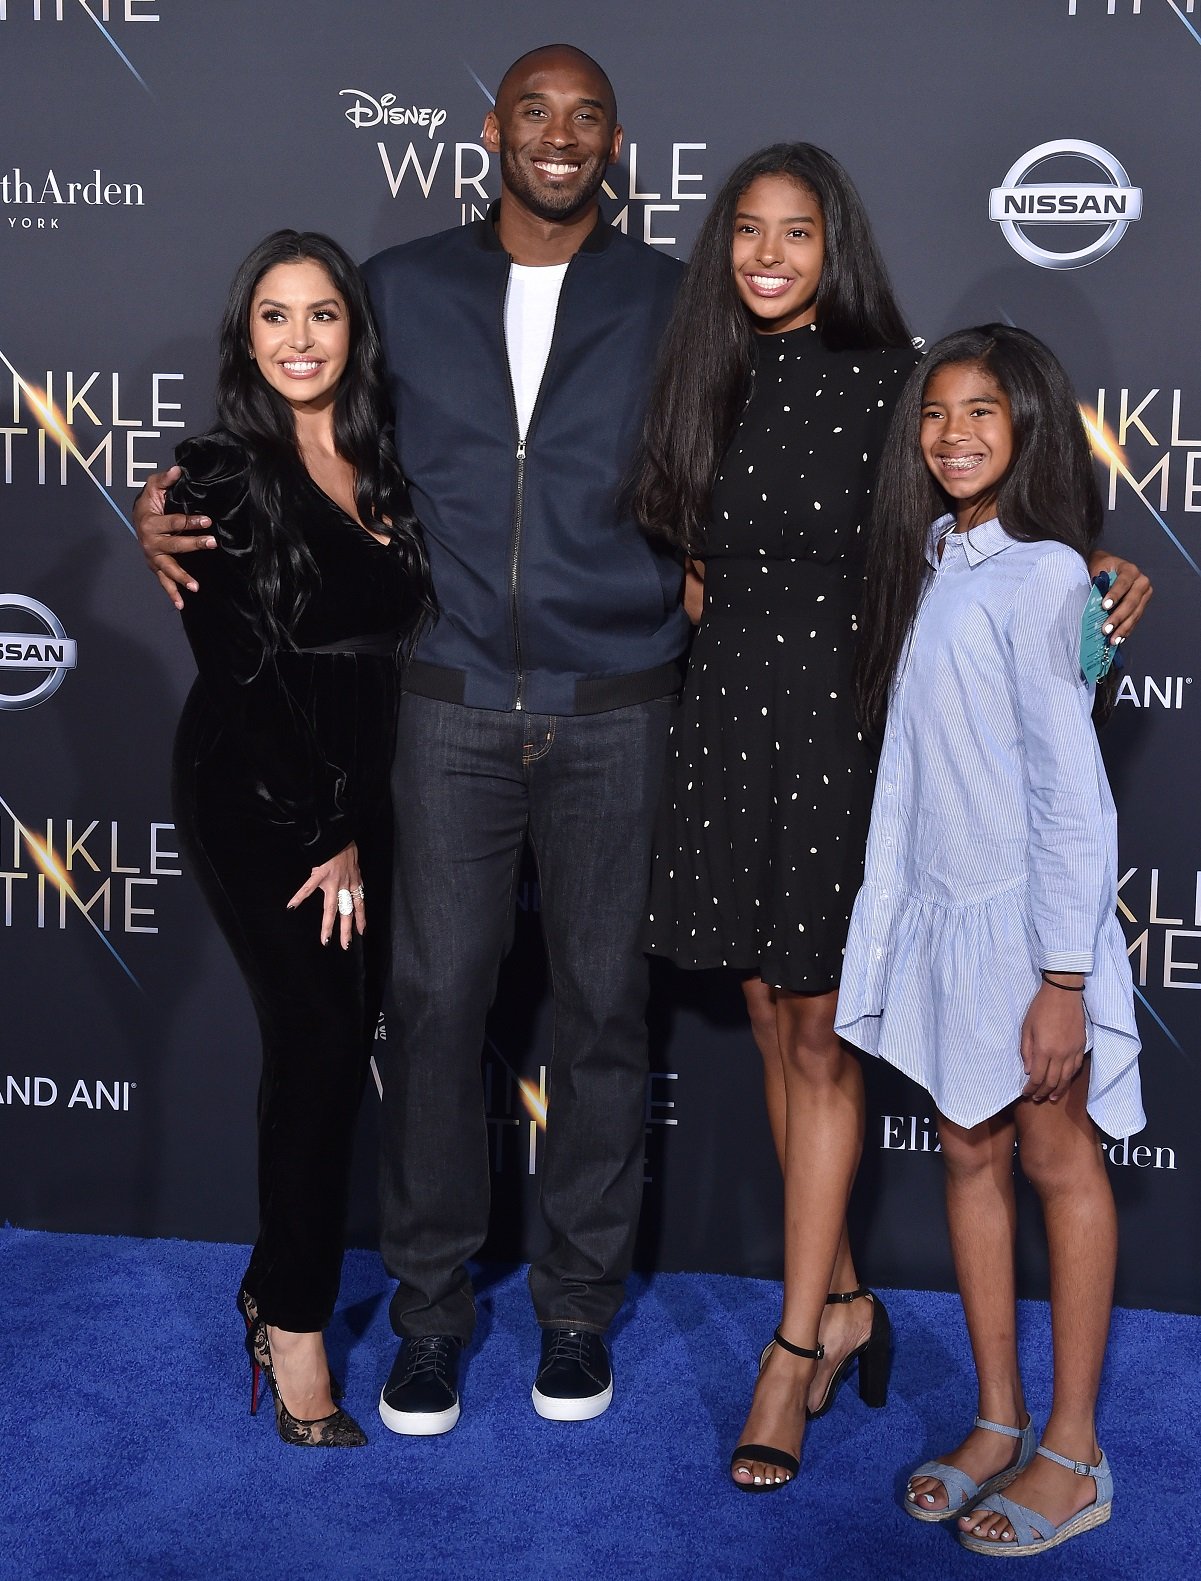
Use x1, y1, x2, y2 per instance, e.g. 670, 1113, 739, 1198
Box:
0, 2, 160, 96
1080, 387, 1201, 581
339, 75, 708, 247
1067, 0, 1197, 20
0, 352, 186, 533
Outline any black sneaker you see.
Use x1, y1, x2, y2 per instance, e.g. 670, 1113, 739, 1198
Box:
531, 1327, 613, 1421
378, 1335, 463, 1436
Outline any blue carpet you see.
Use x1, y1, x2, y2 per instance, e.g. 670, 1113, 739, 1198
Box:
1, 1227, 1195, 1580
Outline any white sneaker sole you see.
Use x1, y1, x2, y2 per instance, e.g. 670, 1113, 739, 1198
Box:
531, 1379, 614, 1422
377, 1390, 461, 1436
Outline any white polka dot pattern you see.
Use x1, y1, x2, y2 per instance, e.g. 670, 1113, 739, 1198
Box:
643, 326, 922, 991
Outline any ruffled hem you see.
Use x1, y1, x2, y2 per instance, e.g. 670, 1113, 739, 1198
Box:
835, 884, 1144, 1139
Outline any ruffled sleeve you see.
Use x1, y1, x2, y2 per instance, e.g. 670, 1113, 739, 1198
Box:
168, 432, 356, 866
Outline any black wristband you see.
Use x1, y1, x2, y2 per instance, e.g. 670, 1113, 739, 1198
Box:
1040, 970, 1085, 993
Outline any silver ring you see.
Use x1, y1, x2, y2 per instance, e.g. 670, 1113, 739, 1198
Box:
336, 888, 354, 916
350, 883, 365, 900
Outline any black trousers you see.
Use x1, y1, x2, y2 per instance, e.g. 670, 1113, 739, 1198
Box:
378, 693, 674, 1342
173, 689, 390, 1332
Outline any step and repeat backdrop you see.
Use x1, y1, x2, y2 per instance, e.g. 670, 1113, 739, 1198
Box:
2, 0, 1198, 1311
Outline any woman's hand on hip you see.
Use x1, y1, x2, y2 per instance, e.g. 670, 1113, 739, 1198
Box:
1019, 981, 1086, 1103
287, 842, 366, 949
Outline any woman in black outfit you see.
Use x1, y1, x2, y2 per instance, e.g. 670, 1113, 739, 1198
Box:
169, 231, 432, 1447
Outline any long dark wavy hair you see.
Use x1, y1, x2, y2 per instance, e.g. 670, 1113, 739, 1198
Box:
630, 142, 913, 552
214, 228, 432, 647
855, 323, 1112, 736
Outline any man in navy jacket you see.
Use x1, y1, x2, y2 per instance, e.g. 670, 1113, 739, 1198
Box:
345, 45, 686, 1433
358, 47, 686, 1434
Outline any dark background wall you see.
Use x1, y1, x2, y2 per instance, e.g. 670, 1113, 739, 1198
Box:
2, 0, 1197, 1311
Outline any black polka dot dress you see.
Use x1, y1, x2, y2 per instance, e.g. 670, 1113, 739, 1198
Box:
645, 325, 922, 992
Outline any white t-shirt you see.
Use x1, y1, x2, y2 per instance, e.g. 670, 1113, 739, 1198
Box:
504, 262, 569, 441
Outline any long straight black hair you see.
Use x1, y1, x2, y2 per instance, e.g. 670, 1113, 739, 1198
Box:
630, 142, 913, 553
214, 228, 432, 647
855, 324, 1110, 736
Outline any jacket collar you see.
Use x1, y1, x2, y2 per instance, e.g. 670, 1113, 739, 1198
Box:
474, 199, 614, 255
925, 513, 1012, 569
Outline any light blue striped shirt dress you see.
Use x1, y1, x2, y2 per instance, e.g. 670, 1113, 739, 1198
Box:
835, 516, 1144, 1138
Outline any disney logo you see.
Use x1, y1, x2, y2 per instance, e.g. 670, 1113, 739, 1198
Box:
340, 89, 448, 138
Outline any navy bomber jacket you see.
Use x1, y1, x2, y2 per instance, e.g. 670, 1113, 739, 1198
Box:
362, 207, 689, 715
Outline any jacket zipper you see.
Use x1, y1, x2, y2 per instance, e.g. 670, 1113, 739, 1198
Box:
501, 254, 573, 713
500, 269, 527, 712
510, 434, 527, 710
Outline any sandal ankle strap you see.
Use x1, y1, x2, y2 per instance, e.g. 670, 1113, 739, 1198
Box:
825, 1286, 869, 1305
1037, 1443, 1100, 1476
773, 1328, 824, 1360
974, 1415, 1028, 1440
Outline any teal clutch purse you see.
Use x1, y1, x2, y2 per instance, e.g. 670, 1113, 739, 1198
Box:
1079, 571, 1117, 685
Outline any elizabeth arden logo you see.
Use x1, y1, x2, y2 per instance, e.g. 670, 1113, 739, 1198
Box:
2, 167, 144, 229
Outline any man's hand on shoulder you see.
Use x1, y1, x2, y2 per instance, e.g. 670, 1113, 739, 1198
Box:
135, 465, 217, 609
1087, 549, 1152, 645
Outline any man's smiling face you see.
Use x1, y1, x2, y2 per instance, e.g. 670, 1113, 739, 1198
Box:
484, 48, 621, 224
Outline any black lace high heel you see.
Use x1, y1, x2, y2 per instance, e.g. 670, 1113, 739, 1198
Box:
237, 1286, 345, 1403
730, 1330, 823, 1493
806, 1286, 892, 1420
238, 1290, 367, 1448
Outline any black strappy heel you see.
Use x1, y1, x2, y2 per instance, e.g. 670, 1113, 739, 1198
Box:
730, 1330, 824, 1493
807, 1286, 892, 1420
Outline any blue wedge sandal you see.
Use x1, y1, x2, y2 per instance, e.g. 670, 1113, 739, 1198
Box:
904, 1415, 1036, 1523
958, 1444, 1113, 1556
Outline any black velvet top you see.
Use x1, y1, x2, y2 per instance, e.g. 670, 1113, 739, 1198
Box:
168, 430, 425, 865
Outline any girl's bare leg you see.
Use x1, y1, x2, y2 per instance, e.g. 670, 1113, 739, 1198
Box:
908, 1108, 1028, 1513
962, 1074, 1116, 1545
742, 977, 787, 1169
731, 988, 863, 1485
740, 977, 873, 1415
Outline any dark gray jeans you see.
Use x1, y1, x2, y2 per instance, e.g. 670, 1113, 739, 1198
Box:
379, 691, 674, 1341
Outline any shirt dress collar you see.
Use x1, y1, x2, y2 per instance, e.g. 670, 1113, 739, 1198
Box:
924, 513, 1012, 569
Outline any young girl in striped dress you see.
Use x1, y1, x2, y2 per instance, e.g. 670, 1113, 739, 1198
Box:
837, 325, 1143, 1557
